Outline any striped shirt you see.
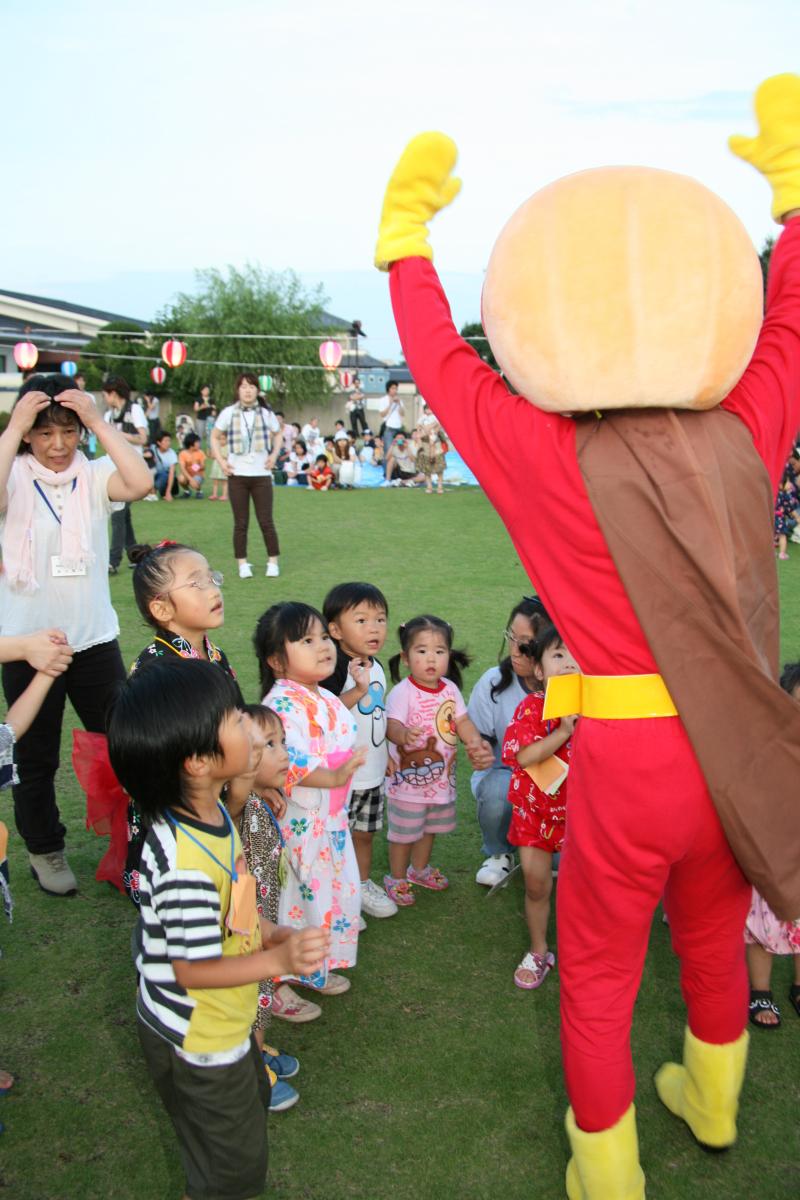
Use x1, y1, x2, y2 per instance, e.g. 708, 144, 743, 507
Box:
134, 810, 260, 1057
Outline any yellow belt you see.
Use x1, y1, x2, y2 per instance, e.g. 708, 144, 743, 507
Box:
543, 673, 678, 720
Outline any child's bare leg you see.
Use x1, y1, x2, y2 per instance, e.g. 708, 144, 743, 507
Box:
778, 533, 788, 556
746, 942, 778, 1025
388, 840, 413, 879
520, 845, 554, 958
221, 484, 228, 501
352, 829, 374, 881
410, 833, 435, 873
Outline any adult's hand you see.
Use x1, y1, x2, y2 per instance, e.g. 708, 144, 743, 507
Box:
55, 389, 103, 433
23, 630, 73, 676
7, 391, 51, 439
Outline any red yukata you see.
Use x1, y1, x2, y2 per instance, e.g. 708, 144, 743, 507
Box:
388, 220, 800, 1133
502, 692, 570, 853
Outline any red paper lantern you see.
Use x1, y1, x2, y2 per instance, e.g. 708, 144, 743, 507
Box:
151, 366, 166, 385
161, 339, 187, 369
13, 341, 38, 371
339, 370, 354, 389
319, 339, 343, 370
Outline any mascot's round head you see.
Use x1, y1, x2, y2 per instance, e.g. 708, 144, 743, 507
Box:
481, 166, 763, 413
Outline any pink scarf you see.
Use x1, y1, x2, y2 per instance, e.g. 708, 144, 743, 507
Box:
3, 451, 94, 593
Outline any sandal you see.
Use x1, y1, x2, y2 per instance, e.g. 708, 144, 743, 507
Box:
293, 972, 351, 996
270, 983, 322, 1023
383, 875, 416, 906
789, 984, 800, 1019
514, 950, 555, 990
406, 865, 449, 891
748, 989, 781, 1029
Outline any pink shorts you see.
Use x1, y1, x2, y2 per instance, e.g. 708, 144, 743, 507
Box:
386, 797, 457, 843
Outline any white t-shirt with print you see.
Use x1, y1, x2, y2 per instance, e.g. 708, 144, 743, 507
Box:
340, 658, 388, 790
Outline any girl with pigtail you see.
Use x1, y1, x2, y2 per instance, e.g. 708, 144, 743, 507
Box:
383, 615, 484, 905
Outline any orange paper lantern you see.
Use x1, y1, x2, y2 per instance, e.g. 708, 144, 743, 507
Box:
161, 339, 187, 369
319, 339, 343, 370
13, 341, 38, 371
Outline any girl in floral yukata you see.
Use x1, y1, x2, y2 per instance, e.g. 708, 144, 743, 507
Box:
255, 602, 366, 994
124, 541, 240, 902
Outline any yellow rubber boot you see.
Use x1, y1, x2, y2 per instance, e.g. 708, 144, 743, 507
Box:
654, 1027, 749, 1149
565, 1105, 646, 1199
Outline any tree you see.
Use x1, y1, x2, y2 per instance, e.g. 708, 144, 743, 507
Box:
459, 321, 501, 372
759, 236, 774, 299
150, 265, 339, 410
78, 321, 152, 393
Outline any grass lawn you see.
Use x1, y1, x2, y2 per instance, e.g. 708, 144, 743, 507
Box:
2, 485, 799, 1200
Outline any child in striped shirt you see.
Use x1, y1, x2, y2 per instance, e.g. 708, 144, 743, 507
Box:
108, 658, 328, 1200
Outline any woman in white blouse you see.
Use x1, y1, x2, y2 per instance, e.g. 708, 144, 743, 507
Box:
0, 375, 151, 896
210, 373, 284, 579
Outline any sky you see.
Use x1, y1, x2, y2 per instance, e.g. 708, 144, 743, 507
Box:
3, 0, 798, 360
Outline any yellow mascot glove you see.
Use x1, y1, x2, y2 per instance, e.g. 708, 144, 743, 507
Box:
729, 73, 800, 221
374, 132, 461, 270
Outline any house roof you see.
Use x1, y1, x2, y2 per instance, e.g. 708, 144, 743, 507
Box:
0, 288, 148, 328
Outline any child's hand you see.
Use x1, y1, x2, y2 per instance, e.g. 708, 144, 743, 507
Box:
403, 724, 425, 748
333, 747, 368, 785
283, 926, 331, 977
348, 657, 370, 696
464, 737, 494, 770
560, 714, 579, 736
261, 788, 287, 819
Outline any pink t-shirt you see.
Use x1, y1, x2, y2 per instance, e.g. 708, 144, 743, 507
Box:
385, 676, 467, 805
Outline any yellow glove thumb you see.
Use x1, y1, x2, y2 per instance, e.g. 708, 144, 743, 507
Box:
729, 73, 800, 220
374, 132, 462, 270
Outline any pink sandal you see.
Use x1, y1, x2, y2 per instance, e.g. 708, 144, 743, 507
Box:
406, 864, 449, 891
514, 950, 555, 990
383, 875, 416, 906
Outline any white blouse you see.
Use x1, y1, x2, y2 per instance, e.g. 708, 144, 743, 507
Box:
0, 456, 120, 652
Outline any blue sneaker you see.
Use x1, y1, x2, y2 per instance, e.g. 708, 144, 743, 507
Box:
263, 1045, 300, 1080
266, 1067, 299, 1113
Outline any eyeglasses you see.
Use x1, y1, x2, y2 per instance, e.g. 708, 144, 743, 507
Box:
166, 570, 224, 594
504, 629, 535, 655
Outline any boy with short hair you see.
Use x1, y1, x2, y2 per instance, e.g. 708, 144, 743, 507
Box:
108, 659, 328, 1200
322, 582, 397, 919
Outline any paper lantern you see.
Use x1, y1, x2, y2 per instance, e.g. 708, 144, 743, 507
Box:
339, 370, 354, 389
60, 360, 78, 377
258, 374, 273, 392
319, 339, 343, 370
151, 366, 166, 385
161, 339, 187, 369
13, 341, 38, 371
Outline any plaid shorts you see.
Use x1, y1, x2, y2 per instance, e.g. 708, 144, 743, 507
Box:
348, 784, 385, 833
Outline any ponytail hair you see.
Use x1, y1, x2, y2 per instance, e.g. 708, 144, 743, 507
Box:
130, 541, 195, 628
253, 601, 326, 698
389, 614, 471, 690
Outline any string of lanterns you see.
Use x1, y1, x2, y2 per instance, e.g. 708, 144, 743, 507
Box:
12, 337, 351, 389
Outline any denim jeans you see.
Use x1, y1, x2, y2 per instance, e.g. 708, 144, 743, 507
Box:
474, 767, 514, 857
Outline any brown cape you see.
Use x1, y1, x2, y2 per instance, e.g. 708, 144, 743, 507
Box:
575, 407, 800, 921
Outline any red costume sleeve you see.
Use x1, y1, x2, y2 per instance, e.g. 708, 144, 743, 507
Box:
722, 217, 800, 491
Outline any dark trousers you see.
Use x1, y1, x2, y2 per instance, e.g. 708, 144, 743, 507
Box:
349, 408, 368, 436
228, 475, 280, 559
109, 503, 136, 568
2, 640, 126, 854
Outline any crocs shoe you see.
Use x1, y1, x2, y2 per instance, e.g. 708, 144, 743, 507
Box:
270, 983, 321, 1023
265, 1065, 299, 1112
295, 972, 351, 996
514, 950, 555, 990
406, 864, 449, 891
263, 1046, 299, 1080
383, 874, 416, 906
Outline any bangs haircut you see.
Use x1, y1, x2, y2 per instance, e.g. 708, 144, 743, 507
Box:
16, 374, 85, 451
241, 702, 283, 734
322, 581, 389, 625
107, 659, 242, 822
532, 623, 565, 664
253, 601, 327, 697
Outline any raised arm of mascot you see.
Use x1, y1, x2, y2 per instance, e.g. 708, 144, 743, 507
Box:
375, 74, 800, 1200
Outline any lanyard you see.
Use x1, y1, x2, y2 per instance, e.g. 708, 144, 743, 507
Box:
259, 796, 286, 849
165, 803, 238, 881
34, 478, 77, 525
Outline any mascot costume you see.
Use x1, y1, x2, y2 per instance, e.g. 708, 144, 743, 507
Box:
374, 74, 800, 1197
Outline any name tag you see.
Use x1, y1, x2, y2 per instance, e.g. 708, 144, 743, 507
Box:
51, 555, 87, 578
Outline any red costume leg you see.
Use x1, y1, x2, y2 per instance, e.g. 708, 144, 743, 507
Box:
558, 716, 749, 1133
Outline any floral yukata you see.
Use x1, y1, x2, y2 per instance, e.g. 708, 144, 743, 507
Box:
264, 679, 360, 981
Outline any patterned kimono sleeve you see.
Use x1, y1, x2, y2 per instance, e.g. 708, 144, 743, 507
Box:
501, 697, 545, 768
268, 692, 325, 800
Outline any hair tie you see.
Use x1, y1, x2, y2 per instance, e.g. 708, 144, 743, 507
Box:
156, 539, 179, 549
